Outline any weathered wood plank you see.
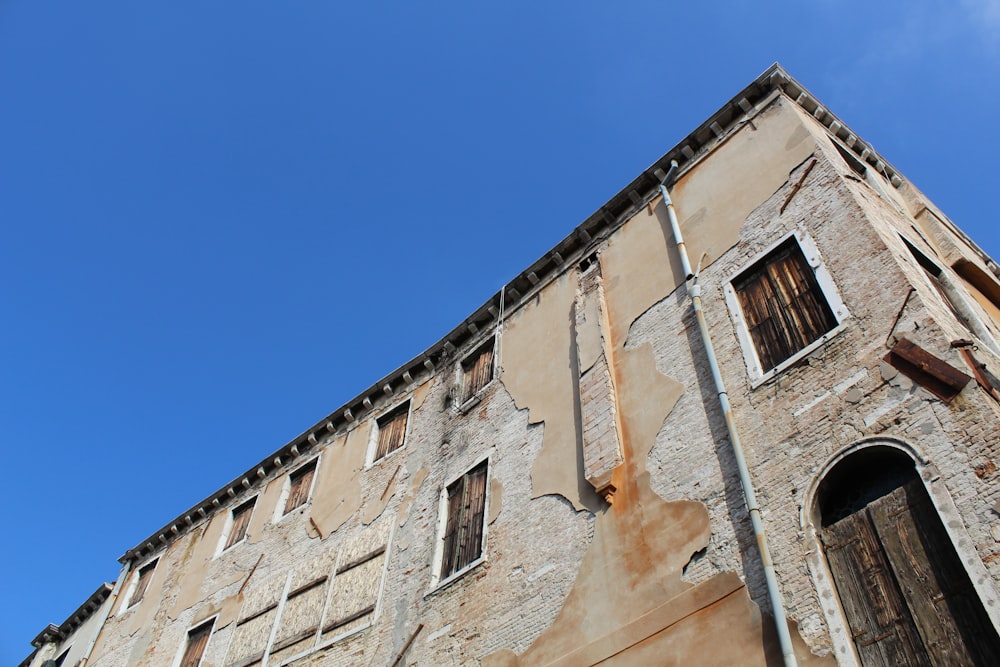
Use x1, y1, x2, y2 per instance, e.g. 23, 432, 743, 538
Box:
823, 510, 929, 666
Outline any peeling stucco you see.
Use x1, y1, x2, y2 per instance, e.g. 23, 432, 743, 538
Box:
500, 271, 601, 512
247, 476, 283, 545
488, 477, 503, 525
362, 463, 401, 525
310, 422, 371, 539
169, 514, 244, 620
485, 100, 830, 666
398, 465, 429, 527
600, 99, 818, 349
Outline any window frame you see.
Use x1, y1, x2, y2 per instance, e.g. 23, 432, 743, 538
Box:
172, 616, 216, 667
459, 338, 497, 407
275, 458, 320, 521
217, 495, 258, 555
429, 452, 492, 592
120, 557, 159, 612
366, 399, 412, 466
724, 231, 849, 386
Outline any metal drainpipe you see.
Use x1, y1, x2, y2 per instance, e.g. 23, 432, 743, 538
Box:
78, 559, 132, 667
659, 162, 798, 667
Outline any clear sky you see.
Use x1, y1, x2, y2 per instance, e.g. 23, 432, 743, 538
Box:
2, 1, 998, 660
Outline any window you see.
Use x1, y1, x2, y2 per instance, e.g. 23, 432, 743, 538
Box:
728, 234, 841, 378
461, 341, 495, 403
223, 497, 256, 551
373, 401, 409, 462
179, 618, 214, 667
439, 460, 488, 582
283, 461, 317, 515
127, 559, 157, 609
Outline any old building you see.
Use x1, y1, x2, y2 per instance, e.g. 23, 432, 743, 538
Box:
22, 64, 1000, 667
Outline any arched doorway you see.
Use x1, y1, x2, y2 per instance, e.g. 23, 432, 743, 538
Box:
817, 446, 999, 666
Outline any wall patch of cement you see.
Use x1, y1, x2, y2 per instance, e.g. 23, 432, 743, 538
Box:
310, 423, 371, 539
500, 271, 601, 512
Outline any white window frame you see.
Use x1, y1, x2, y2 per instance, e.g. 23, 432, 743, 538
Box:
215, 495, 258, 557
724, 230, 850, 387
365, 398, 413, 467
428, 449, 493, 593
274, 456, 321, 523
170, 615, 217, 667
119, 556, 160, 614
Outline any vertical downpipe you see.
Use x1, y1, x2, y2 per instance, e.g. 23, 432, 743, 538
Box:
659, 164, 798, 667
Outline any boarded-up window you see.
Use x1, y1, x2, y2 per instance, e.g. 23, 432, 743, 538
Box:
284, 461, 317, 515
225, 498, 256, 550
733, 238, 837, 372
129, 559, 157, 608
440, 460, 488, 580
228, 573, 286, 666
180, 619, 214, 667
462, 342, 495, 402
374, 402, 409, 462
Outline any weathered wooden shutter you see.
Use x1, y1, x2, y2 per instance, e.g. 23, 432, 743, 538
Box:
375, 403, 409, 461
458, 462, 487, 570
441, 475, 466, 578
463, 344, 495, 402
735, 239, 836, 371
284, 463, 316, 514
225, 499, 255, 550
441, 461, 488, 579
131, 562, 155, 606
180, 621, 213, 667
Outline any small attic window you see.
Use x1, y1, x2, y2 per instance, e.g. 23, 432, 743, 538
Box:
461, 340, 495, 403
222, 497, 256, 552
124, 558, 158, 610
829, 137, 867, 177
373, 401, 410, 462
283, 460, 318, 515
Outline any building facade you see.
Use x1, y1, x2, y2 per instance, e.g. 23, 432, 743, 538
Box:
23, 65, 1000, 667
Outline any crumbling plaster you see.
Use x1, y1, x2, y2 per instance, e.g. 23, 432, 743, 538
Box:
489, 95, 831, 665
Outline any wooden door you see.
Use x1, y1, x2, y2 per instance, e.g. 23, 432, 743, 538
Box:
822, 480, 999, 666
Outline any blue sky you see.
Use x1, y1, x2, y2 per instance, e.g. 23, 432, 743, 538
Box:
2, 1, 998, 659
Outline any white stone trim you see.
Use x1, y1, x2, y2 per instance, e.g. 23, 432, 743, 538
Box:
427, 449, 493, 593
215, 494, 258, 558
273, 455, 321, 523
169, 615, 217, 667
724, 229, 850, 387
365, 396, 413, 468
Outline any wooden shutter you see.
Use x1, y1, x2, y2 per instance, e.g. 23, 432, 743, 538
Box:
131, 561, 155, 606
735, 239, 836, 372
441, 461, 488, 579
225, 499, 255, 550
463, 344, 495, 402
375, 403, 409, 461
284, 463, 316, 514
180, 621, 213, 667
